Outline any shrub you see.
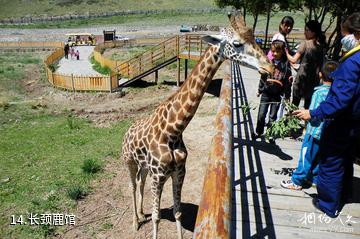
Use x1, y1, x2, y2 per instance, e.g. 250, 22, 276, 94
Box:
48, 64, 57, 72
82, 158, 102, 174
66, 115, 81, 130
0, 100, 10, 111
67, 185, 87, 200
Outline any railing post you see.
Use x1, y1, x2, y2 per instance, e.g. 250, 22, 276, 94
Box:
188, 35, 191, 59
163, 43, 165, 61
184, 59, 188, 80
127, 62, 130, 78
155, 70, 158, 84
51, 71, 54, 85
71, 74, 75, 92
177, 58, 181, 87
176, 35, 179, 57
109, 74, 112, 92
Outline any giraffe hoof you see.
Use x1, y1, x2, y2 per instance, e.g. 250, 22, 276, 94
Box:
138, 214, 147, 223
133, 221, 141, 231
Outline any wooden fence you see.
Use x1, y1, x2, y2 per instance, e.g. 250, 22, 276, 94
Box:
45, 46, 113, 92
49, 73, 113, 91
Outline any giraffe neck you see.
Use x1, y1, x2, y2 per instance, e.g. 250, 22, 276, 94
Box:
159, 45, 224, 138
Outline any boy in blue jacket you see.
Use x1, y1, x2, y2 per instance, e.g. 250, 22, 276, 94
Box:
281, 61, 338, 190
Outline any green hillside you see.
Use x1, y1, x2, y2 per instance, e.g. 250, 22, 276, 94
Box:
0, 0, 217, 19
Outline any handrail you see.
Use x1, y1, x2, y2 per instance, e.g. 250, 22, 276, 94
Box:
193, 61, 233, 239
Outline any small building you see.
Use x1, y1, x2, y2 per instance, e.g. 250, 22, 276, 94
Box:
103, 30, 116, 42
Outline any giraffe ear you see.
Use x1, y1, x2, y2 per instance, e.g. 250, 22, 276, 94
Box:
202, 35, 222, 45
228, 11, 246, 32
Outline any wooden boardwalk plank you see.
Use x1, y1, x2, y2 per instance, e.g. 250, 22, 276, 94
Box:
233, 221, 360, 239
231, 65, 360, 238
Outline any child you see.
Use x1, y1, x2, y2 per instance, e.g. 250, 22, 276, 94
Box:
253, 40, 292, 142
70, 47, 75, 59
341, 18, 357, 54
281, 61, 339, 190
75, 50, 80, 60
267, 16, 294, 60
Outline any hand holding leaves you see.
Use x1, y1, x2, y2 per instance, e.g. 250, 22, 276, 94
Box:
292, 109, 311, 120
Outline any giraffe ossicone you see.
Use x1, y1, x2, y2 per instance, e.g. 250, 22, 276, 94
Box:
120, 11, 273, 239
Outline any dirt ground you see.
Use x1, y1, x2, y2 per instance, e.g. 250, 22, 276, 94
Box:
22, 51, 227, 238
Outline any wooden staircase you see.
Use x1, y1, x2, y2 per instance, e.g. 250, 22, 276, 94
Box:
114, 34, 207, 87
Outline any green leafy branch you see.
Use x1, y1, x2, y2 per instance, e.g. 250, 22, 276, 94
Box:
239, 102, 256, 114
239, 101, 303, 140
265, 101, 302, 140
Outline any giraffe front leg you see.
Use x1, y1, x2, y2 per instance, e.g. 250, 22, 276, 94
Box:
151, 175, 165, 239
172, 149, 187, 239
136, 168, 148, 223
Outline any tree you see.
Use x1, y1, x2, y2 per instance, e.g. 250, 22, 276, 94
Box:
214, 0, 249, 21
214, 0, 360, 59
302, 0, 360, 59
215, 0, 288, 48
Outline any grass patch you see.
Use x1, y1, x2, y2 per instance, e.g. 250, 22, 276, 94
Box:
0, 0, 216, 19
0, 10, 332, 34
0, 108, 131, 238
90, 56, 111, 75
168, 59, 198, 71
66, 114, 81, 129
0, 52, 131, 238
109, 46, 154, 62
0, 53, 44, 101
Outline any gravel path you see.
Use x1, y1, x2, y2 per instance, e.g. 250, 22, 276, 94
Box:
56, 46, 102, 76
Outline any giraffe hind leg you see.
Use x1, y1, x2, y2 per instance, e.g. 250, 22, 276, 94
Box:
126, 158, 141, 231
151, 174, 166, 239
136, 167, 148, 223
172, 148, 187, 239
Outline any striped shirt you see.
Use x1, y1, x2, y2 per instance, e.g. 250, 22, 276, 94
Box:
306, 84, 331, 140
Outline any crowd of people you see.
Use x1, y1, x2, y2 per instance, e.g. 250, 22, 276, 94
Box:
254, 13, 360, 218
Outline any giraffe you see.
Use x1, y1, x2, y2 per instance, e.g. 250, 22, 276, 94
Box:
120, 12, 273, 239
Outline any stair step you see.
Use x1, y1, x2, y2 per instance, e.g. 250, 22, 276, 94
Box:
118, 78, 129, 85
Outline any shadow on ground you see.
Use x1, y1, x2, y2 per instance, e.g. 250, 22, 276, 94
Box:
160, 203, 198, 232
140, 203, 198, 232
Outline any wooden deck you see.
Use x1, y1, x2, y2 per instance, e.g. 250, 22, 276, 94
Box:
231, 64, 360, 239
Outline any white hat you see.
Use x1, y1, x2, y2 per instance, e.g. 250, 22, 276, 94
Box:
271, 33, 286, 43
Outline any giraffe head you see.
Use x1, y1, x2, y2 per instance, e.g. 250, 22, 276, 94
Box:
202, 12, 273, 75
